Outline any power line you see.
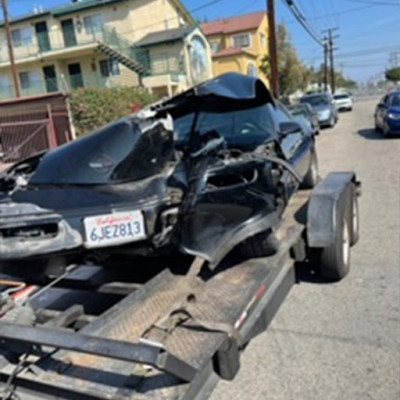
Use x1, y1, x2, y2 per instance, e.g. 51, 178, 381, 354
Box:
281, 0, 325, 47
346, 0, 400, 6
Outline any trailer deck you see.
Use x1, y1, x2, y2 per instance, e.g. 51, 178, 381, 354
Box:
0, 190, 312, 400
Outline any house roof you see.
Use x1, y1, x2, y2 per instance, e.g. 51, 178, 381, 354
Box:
212, 47, 257, 59
1, 0, 194, 27
201, 12, 266, 36
135, 25, 194, 47
52, 0, 122, 17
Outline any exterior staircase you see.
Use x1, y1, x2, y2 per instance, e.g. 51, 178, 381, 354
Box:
96, 28, 150, 76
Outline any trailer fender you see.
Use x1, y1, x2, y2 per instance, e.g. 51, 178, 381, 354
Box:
307, 172, 360, 248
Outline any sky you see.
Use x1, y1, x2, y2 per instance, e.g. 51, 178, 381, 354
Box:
2, 0, 400, 83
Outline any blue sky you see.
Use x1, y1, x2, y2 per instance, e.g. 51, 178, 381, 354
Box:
3, 0, 400, 83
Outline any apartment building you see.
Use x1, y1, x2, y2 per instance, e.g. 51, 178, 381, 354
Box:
0, 0, 213, 100
201, 12, 269, 87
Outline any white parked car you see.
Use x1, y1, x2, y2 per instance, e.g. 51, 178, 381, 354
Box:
333, 93, 353, 111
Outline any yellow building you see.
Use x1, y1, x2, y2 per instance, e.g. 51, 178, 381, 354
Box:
0, 0, 213, 100
201, 12, 269, 87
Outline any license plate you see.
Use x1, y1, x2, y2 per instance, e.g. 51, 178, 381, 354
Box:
83, 210, 146, 249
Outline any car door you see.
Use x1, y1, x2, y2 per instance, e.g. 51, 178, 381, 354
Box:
274, 103, 311, 178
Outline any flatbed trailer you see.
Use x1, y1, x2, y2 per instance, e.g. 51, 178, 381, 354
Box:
0, 173, 360, 400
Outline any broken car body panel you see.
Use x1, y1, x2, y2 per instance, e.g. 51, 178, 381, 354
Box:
0, 73, 314, 269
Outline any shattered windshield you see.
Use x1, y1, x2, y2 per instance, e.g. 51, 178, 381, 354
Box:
174, 104, 276, 150
30, 118, 174, 185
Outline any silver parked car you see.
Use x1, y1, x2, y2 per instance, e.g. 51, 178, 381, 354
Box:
300, 93, 338, 128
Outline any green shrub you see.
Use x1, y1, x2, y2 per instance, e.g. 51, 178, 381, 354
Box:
69, 86, 157, 137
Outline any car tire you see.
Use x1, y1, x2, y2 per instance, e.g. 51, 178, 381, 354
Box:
349, 183, 359, 247
239, 229, 279, 258
319, 199, 351, 281
301, 149, 319, 189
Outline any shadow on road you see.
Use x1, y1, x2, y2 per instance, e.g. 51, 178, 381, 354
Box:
357, 128, 383, 140
358, 128, 400, 140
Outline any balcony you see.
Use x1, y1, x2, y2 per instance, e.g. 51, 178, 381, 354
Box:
0, 26, 149, 75
0, 72, 114, 101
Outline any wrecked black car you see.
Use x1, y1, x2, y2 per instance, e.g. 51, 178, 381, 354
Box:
0, 73, 318, 270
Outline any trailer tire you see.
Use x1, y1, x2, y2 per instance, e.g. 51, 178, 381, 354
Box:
239, 229, 279, 258
301, 149, 319, 189
349, 184, 359, 246
319, 199, 351, 281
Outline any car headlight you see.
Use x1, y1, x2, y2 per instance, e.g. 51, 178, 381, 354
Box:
388, 113, 400, 120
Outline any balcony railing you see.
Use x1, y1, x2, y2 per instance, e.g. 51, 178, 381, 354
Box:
0, 72, 113, 101
0, 26, 149, 73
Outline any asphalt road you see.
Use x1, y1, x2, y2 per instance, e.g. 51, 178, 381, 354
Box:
210, 98, 400, 400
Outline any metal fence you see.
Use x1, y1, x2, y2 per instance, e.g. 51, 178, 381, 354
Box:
0, 93, 73, 171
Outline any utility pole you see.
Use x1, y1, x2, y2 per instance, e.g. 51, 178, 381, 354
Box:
323, 38, 328, 91
1, 0, 20, 98
267, 0, 279, 98
322, 28, 339, 94
328, 30, 335, 94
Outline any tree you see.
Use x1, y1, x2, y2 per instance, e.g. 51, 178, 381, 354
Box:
385, 67, 400, 82
260, 24, 312, 96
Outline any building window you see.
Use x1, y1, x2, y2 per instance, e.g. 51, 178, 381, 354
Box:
233, 33, 251, 48
150, 54, 180, 74
247, 63, 257, 77
84, 14, 104, 34
260, 33, 267, 48
99, 59, 121, 77
0, 75, 12, 93
19, 71, 42, 90
12, 27, 34, 47
211, 42, 220, 54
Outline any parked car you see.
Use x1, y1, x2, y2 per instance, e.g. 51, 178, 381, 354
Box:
288, 103, 320, 135
374, 91, 400, 137
333, 93, 353, 111
300, 93, 338, 128
0, 73, 318, 271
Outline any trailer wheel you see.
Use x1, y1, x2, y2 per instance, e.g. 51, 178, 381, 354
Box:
319, 200, 351, 281
301, 149, 319, 189
349, 184, 359, 246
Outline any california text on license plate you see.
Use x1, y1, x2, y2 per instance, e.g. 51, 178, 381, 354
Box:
83, 210, 146, 249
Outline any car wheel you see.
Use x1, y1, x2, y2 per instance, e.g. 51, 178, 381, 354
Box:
301, 149, 319, 189
239, 229, 279, 258
348, 183, 359, 246
318, 199, 351, 281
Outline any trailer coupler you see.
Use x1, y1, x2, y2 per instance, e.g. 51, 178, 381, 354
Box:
0, 322, 197, 383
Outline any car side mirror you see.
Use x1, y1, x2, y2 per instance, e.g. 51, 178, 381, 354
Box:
279, 121, 302, 136
378, 103, 387, 109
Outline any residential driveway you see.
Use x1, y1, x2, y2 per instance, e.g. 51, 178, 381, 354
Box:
210, 98, 400, 400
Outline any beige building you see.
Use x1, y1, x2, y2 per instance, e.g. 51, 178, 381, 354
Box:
0, 0, 213, 100
201, 12, 269, 88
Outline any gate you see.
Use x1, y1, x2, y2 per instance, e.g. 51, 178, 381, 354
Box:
0, 93, 73, 171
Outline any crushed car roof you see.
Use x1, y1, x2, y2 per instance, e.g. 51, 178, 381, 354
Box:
154, 73, 275, 117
